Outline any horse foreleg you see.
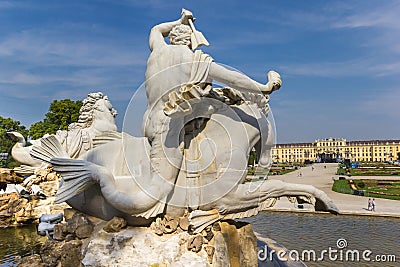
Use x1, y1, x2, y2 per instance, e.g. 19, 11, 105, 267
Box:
190, 179, 339, 233
211, 180, 338, 216
258, 180, 338, 213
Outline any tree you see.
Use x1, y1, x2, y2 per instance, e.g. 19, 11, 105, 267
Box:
0, 116, 29, 168
29, 99, 82, 139
28, 121, 49, 140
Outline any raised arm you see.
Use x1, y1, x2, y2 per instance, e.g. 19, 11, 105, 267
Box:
149, 9, 193, 51
208, 62, 281, 95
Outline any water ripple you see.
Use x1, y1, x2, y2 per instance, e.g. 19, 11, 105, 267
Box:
241, 212, 400, 267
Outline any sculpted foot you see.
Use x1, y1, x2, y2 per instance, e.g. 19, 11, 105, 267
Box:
315, 198, 340, 215
294, 187, 339, 215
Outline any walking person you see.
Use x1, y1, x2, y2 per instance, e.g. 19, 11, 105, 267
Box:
371, 198, 376, 212
367, 198, 372, 211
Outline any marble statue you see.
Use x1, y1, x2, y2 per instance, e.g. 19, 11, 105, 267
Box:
30, 9, 339, 233
8, 92, 119, 176
8, 131, 43, 168
54, 92, 118, 158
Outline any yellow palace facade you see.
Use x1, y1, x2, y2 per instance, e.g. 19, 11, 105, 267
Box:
271, 138, 400, 163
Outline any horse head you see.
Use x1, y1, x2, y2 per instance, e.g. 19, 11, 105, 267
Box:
70, 92, 118, 134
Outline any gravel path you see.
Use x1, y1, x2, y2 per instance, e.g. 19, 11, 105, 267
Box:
263, 163, 400, 217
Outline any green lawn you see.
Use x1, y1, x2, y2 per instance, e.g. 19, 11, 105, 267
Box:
332, 179, 354, 194
332, 179, 400, 200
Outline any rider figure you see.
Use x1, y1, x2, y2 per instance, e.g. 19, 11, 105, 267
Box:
142, 9, 282, 212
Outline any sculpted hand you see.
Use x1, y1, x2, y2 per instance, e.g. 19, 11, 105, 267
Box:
264, 70, 282, 94
181, 8, 194, 25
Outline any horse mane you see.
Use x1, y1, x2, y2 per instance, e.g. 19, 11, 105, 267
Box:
69, 92, 116, 130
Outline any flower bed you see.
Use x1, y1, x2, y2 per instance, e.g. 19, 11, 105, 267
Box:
332, 179, 400, 200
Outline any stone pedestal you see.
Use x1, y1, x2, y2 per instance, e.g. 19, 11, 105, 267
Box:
18, 212, 259, 267
17, 210, 306, 267
81, 219, 258, 267
83, 227, 209, 266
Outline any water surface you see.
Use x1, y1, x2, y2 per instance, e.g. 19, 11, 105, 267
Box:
0, 225, 45, 267
242, 212, 399, 267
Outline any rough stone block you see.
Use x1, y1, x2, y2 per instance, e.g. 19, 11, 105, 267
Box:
60, 240, 83, 267
76, 223, 94, 239
53, 223, 67, 241
40, 239, 64, 267
103, 216, 127, 233
212, 231, 229, 266
66, 212, 93, 239
17, 254, 44, 267
237, 223, 258, 267
187, 234, 203, 253
63, 208, 77, 221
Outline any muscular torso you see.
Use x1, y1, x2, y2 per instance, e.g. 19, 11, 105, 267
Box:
143, 45, 194, 137
145, 45, 194, 106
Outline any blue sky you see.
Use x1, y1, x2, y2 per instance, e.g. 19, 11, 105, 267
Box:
0, 0, 399, 143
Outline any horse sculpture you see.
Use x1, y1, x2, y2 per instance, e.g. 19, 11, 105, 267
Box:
30, 10, 339, 233
31, 88, 338, 233
8, 92, 119, 176
52, 92, 119, 158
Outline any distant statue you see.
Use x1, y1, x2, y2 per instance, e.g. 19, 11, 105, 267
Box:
30, 9, 338, 232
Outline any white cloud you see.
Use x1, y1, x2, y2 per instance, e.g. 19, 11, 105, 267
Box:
330, 1, 400, 56
331, 2, 400, 30
0, 28, 147, 67
0, 66, 141, 101
0, 22, 147, 103
280, 58, 400, 78
0, 1, 15, 8
266, 1, 400, 31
